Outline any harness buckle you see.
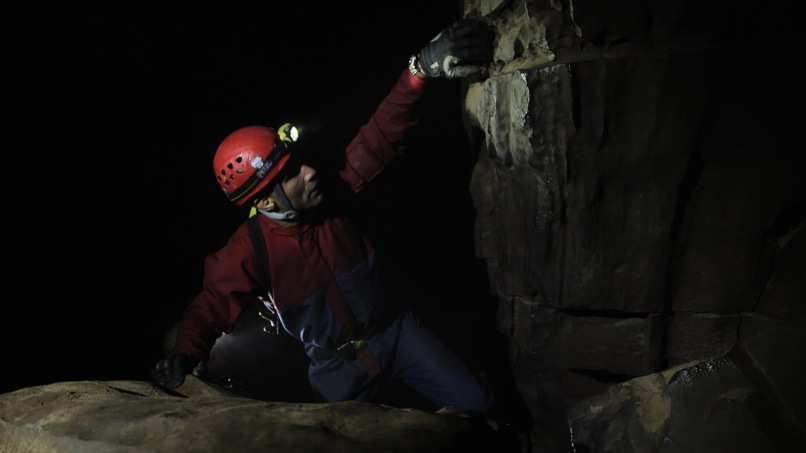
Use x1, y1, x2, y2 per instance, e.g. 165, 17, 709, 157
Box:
257, 295, 280, 335
336, 342, 357, 360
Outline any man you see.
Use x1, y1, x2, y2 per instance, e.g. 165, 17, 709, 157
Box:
152, 18, 497, 414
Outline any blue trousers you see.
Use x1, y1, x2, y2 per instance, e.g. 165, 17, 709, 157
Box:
307, 310, 494, 413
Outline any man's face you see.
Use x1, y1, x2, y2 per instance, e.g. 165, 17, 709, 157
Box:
278, 156, 324, 212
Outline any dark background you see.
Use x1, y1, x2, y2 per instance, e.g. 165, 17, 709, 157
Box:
3, 3, 495, 394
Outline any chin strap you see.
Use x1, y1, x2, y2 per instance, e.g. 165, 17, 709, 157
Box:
258, 209, 298, 221
247, 183, 299, 221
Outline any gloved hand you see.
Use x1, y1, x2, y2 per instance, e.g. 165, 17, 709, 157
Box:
151, 353, 199, 389
417, 18, 495, 79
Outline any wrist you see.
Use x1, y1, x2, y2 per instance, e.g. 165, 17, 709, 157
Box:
408, 53, 427, 79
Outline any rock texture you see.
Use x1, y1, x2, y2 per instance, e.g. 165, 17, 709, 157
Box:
461, 0, 805, 451
0, 378, 512, 453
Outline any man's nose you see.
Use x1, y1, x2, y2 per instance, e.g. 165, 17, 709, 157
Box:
300, 164, 316, 180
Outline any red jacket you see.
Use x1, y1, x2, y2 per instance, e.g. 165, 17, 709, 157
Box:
174, 70, 429, 369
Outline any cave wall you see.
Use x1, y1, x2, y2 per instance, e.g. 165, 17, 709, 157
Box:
461, 0, 806, 450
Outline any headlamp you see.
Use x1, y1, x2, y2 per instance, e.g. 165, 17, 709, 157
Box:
278, 123, 299, 146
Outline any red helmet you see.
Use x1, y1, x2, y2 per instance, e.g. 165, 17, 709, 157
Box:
214, 124, 298, 206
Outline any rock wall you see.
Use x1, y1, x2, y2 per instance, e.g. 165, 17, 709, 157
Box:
461, 0, 806, 450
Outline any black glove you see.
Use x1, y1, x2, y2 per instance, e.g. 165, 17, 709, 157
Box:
151, 353, 199, 389
417, 19, 495, 79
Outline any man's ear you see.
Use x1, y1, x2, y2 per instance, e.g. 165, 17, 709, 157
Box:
253, 196, 278, 212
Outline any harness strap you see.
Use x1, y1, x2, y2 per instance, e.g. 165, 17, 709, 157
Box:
247, 215, 270, 285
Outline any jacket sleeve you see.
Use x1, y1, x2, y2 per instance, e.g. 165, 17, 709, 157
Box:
338, 69, 430, 192
172, 222, 264, 362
